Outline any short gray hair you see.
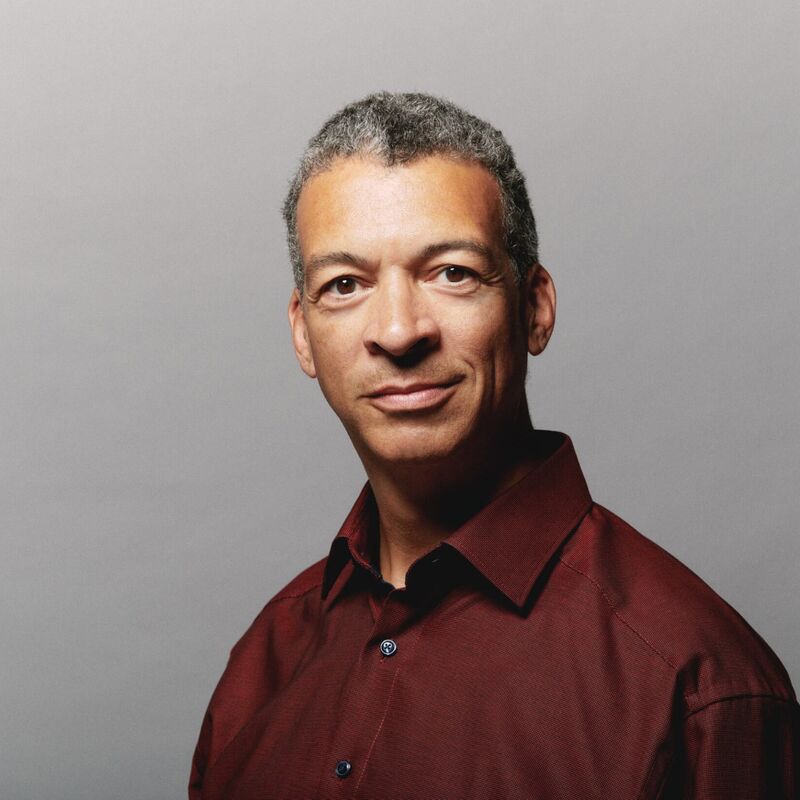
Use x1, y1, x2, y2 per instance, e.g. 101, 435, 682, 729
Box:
282, 91, 538, 291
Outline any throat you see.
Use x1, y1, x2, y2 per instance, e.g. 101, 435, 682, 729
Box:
371, 428, 545, 590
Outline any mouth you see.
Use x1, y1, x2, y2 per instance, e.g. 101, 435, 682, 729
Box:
365, 378, 462, 412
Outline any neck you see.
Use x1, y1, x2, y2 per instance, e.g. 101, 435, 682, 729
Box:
362, 410, 540, 589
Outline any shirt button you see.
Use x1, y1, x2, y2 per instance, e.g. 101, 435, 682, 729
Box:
380, 638, 397, 656
334, 759, 352, 778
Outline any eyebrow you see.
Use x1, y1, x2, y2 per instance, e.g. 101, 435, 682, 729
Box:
304, 250, 371, 276
419, 239, 494, 262
304, 239, 494, 278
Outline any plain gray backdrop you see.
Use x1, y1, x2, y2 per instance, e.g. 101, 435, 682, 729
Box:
2, 2, 798, 798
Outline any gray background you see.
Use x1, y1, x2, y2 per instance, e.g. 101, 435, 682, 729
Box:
2, 2, 798, 798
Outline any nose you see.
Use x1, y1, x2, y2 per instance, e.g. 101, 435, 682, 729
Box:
363, 273, 440, 359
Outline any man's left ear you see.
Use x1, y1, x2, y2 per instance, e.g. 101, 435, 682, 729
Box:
524, 263, 557, 356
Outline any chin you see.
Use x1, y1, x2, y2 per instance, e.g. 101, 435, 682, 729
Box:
361, 423, 470, 466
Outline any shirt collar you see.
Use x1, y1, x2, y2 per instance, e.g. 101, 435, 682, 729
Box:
321, 430, 592, 610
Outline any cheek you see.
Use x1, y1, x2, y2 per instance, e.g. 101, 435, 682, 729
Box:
447, 314, 526, 412
306, 319, 362, 402
448, 305, 518, 368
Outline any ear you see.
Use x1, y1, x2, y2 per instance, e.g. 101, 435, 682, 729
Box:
523, 263, 556, 356
288, 289, 317, 378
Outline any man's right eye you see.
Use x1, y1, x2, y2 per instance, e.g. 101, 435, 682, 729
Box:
326, 277, 358, 296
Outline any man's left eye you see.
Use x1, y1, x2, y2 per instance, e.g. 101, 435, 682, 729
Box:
439, 266, 471, 283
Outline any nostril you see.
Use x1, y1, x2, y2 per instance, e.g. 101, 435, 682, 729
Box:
390, 339, 436, 368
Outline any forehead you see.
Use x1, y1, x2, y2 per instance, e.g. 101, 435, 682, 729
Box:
295, 155, 505, 263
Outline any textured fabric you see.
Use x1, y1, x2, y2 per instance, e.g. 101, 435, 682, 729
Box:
190, 431, 799, 799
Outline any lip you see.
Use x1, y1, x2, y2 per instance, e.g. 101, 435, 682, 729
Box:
366, 379, 461, 412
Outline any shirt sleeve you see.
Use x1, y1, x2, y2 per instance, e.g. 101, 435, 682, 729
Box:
188, 709, 212, 800
672, 694, 799, 799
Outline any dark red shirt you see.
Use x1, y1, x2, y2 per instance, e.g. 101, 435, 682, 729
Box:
190, 431, 798, 799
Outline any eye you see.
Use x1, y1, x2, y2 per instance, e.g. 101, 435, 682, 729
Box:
444, 266, 467, 282
326, 276, 358, 296
435, 265, 477, 285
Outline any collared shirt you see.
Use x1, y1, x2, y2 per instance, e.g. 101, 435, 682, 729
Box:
189, 431, 799, 799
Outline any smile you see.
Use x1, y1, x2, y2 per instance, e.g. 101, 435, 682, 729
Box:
366, 380, 461, 412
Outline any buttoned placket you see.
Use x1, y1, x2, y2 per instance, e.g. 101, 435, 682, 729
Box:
317, 554, 449, 799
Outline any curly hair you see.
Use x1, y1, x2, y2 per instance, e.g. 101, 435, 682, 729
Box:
282, 91, 538, 291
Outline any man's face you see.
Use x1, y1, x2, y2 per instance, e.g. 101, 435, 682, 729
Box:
289, 155, 554, 469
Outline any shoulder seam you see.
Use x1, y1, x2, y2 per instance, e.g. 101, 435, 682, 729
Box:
268, 580, 323, 606
558, 556, 681, 676
684, 692, 798, 719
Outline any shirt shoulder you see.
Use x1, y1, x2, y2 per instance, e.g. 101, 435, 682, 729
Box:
195, 556, 328, 775
227, 555, 328, 663
268, 555, 327, 605
558, 503, 796, 713
213, 554, 327, 675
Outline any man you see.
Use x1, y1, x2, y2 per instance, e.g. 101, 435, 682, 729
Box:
190, 92, 798, 799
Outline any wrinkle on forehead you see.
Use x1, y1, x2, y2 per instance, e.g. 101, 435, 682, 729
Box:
296, 155, 506, 272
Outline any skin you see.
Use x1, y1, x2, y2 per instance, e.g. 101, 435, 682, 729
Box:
288, 155, 556, 588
